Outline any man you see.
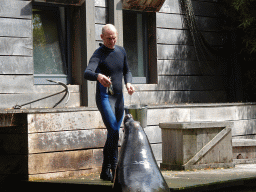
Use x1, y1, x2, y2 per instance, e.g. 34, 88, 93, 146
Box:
84, 24, 135, 181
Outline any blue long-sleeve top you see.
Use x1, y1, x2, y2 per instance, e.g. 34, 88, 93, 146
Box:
84, 45, 132, 94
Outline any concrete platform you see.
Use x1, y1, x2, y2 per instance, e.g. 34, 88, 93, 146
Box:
21, 164, 256, 192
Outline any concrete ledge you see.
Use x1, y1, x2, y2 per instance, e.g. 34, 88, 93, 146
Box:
159, 121, 233, 129
233, 139, 256, 147
161, 162, 234, 171
233, 159, 256, 164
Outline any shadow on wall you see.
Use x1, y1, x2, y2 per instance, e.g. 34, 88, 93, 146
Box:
156, 29, 228, 104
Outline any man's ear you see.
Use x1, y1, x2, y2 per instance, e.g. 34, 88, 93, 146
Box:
100, 34, 104, 40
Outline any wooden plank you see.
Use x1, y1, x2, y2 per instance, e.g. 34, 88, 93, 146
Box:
186, 76, 225, 91
29, 168, 100, 181
28, 148, 103, 180
0, 1, 32, 19
29, 92, 80, 108
28, 129, 108, 153
232, 120, 256, 136
0, 75, 33, 93
157, 28, 226, 46
195, 16, 224, 32
157, 44, 196, 60
183, 129, 197, 163
0, 18, 32, 38
85, 0, 97, 107
124, 90, 228, 106
147, 108, 191, 126
184, 127, 231, 165
28, 149, 93, 174
159, 0, 223, 16
159, 0, 181, 14
95, 0, 108, 7
187, 90, 228, 103
190, 106, 241, 122
27, 111, 105, 133
95, 24, 104, 40
157, 28, 192, 45
157, 13, 223, 32
0, 56, 33, 74
247, 105, 256, 119
158, 59, 227, 76
151, 143, 162, 162
157, 60, 203, 76
109, 0, 123, 46
192, 1, 223, 17
130, 75, 227, 91
156, 13, 186, 29
162, 128, 183, 164
0, 92, 80, 109
33, 85, 80, 93
144, 126, 162, 144
95, 7, 108, 24
0, 37, 32, 56
124, 90, 189, 105
33, 0, 85, 6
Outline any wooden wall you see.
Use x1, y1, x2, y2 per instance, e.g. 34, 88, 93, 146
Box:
27, 110, 106, 180
125, 0, 229, 105
0, 0, 80, 109
0, 1, 33, 104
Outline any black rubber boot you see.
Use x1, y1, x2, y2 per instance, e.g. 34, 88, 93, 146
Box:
100, 164, 113, 181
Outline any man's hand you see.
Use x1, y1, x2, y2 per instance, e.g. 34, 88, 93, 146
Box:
126, 83, 135, 95
97, 74, 111, 87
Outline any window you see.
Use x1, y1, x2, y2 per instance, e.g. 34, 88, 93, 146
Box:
33, 4, 71, 84
123, 10, 148, 84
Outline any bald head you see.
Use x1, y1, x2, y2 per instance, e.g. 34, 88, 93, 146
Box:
102, 24, 117, 35
101, 24, 118, 49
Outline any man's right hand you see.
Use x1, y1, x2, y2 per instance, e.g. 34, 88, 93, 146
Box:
97, 74, 111, 87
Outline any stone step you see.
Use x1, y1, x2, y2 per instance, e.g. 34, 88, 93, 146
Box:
232, 139, 256, 164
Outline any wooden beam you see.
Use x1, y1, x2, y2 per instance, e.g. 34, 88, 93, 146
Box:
84, 0, 96, 107
108, 0, 123, 46
33, 0, 85, 6
0, 1, 32, 19
123, 0, 165, 12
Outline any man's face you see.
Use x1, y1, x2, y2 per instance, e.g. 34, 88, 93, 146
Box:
101, 29, 117, 49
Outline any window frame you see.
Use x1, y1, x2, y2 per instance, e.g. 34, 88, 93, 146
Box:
122, 10, 157, 84
32, 2, 72, 85
123, 10, 148, 84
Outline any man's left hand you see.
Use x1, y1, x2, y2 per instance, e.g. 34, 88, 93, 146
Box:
126, 83, 135, 95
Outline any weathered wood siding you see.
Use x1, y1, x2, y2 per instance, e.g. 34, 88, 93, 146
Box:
1, 103, 256, 180
124, 0, 228, 105
0, 108, 162, 181
95, 0, 108, 47
0, 0, 80, 109
0, 1, 33, 95
27, 110, 106, 180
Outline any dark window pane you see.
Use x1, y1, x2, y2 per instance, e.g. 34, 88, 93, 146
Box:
123, 10, 147, 78
33, 9, 66, 75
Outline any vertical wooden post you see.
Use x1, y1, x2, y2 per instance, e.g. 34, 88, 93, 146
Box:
108, 0, 123, 47
80, 0, 96, 107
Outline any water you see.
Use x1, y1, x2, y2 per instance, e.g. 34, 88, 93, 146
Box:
129, 91, 142, 106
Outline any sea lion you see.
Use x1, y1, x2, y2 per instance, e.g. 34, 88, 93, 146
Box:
113, 114, 169, 192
